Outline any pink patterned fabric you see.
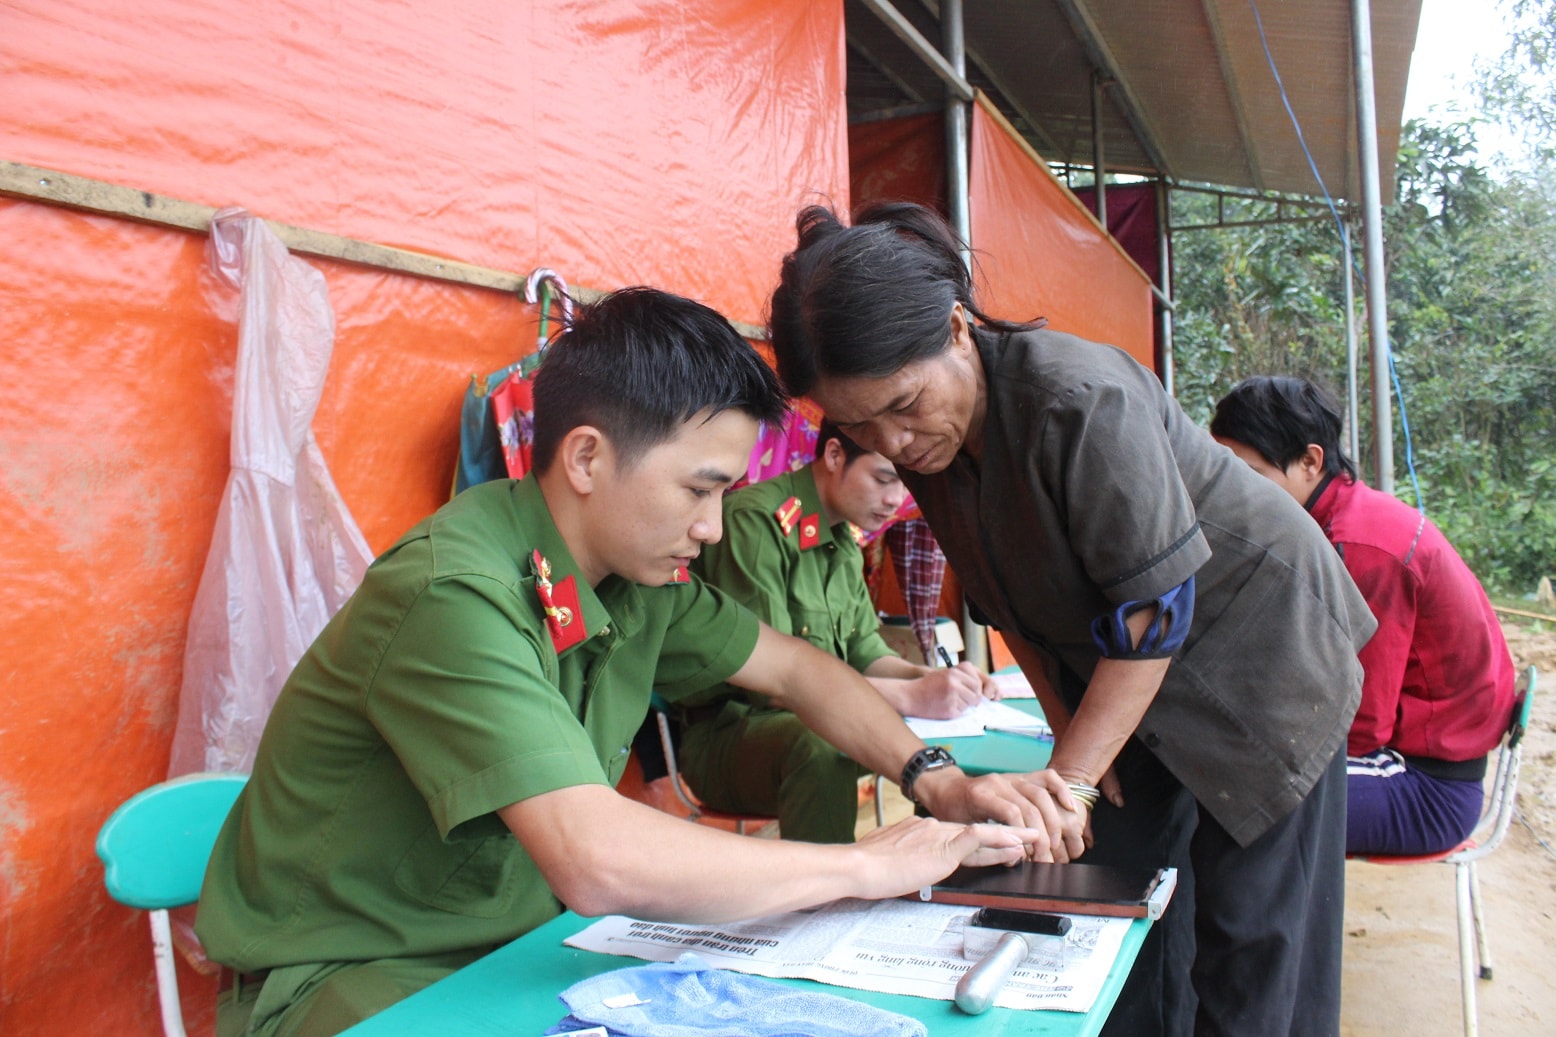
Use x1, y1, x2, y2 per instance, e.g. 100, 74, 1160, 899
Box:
744, 404, 822, 487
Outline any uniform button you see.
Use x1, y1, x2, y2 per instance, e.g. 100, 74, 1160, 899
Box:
618, 747, 629, 756
800, 625, 809, 636
1142, 732, 1162, 748
599, 625, 611, 637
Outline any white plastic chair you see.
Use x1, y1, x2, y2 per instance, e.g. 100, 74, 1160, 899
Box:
96, 773, 247, 1037
1350, 664, 1536, 1037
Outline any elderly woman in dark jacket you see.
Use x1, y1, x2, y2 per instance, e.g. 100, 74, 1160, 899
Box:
767, 202, 1376, 1037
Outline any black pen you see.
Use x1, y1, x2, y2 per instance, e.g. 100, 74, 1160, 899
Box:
937, 644, 957, 668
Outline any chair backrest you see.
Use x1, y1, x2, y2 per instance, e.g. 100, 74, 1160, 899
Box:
1507, 665, 1537, 749
96, 773, 247, 911
1466, 665, 1536, 858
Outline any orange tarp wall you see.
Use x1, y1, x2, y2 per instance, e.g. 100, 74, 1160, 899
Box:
0, 3, 847, 1034
852, 105, 1153, 365
969, 101, 1155, 364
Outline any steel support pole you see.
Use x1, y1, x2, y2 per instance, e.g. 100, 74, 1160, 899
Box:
1091, 73, 1107, 226
1155, 179, 1175, 395
1343, 221, 1361, 463
1352, 0, 1394, 492
857, 0, 974, 102
938, 0, 986, 668
943, 0, 973, 266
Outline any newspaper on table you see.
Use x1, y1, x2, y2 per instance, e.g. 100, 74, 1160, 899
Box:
563, 896, 1132, 1014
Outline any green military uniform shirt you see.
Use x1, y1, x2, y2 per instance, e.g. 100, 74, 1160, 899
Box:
685, 464, 895, 710
672, 465, 894, 843
196, 475, 759, 971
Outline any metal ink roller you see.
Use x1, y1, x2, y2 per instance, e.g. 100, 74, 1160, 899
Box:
954, 907, 1073, 1015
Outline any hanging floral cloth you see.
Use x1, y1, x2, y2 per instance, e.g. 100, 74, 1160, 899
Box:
453, 269, 570, 492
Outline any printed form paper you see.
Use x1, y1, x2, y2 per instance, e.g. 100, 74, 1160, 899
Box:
563, 897, 1131, 1013
905, 698, 1052, 739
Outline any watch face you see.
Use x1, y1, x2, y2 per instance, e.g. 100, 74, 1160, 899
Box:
902, 746, 959, 803
923, 747, 954, 767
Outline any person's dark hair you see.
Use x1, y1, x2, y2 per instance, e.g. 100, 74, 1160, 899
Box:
768, 202, 1045, 397
1210, 375, 1357, 479
816, 418, 870, 466
531, 287, 787, 473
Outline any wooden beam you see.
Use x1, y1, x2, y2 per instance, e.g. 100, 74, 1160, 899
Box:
0, 160, 768, 340
1492, 604, 1556, 625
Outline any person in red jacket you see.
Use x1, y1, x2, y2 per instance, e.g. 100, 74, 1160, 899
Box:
1212, 376, 1516, 855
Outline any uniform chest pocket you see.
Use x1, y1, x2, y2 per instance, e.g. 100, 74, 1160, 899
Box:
791, 606, 839, 652
393, 825, 522, 919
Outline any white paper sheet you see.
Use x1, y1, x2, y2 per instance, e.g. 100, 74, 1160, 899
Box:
564, 897, 1131, 1014
904, 699, 1052, 739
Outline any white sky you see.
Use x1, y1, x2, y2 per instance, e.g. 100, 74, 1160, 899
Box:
1403, 0, 1515, 121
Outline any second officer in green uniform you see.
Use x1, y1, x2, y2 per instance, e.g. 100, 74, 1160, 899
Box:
682, 420, 998, 842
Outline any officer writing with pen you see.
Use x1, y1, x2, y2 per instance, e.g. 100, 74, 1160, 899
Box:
675, 419, 1002, 844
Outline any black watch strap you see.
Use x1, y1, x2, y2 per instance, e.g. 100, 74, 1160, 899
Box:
900, 745, 957, 805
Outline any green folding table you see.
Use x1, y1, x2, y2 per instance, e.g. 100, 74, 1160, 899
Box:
343, 908, 1150, 1036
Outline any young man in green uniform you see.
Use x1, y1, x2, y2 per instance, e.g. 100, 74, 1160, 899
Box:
681, 421, 998, 842
196, 288, 1067, 1037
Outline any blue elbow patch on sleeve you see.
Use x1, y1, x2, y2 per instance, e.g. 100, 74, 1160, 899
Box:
1090, 575, 1195, 660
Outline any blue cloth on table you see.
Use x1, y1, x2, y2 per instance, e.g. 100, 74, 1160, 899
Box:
545, 952, 927, 1037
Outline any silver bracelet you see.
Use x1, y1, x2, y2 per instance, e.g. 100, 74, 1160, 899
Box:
1065, 782, 1101, 809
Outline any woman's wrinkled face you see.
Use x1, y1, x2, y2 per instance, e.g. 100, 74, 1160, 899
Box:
809, 306, 983, 475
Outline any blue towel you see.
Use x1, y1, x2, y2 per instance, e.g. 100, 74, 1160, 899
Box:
546, 953, 928, 1037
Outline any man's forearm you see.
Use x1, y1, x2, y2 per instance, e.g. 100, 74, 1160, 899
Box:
730, 625, 926, 782
503, 786, 873, 921
787, 656, 927, 779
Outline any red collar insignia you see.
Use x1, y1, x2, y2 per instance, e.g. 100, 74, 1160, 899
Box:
531, 549, 588, 653
774, 495, 802, 537
776, 495, 822, 549
668, 566, 691, 584
798, 515, 821, 550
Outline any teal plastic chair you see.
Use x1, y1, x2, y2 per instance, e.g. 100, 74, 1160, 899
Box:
1350, 665, 1536, 1037
96, 773, 247, 1037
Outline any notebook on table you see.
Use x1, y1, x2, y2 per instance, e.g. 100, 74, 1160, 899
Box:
916, 861, 1177, 919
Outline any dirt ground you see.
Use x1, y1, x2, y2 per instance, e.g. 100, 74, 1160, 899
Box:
1339, 618, 1556, 1036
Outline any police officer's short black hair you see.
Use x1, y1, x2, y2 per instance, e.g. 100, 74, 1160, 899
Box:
531, 287, 788, 473
1210, 375, 1357, 480
816, 419, 871, 467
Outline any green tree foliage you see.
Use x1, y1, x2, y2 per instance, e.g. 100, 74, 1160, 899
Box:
1171, 117, 1556, 592
1479, 0, 1556, 163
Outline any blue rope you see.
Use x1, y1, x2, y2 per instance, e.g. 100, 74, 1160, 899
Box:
1246, 0, 1424, 509
1388, 352, 1424, 513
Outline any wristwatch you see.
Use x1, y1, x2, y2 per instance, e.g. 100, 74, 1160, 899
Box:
900, 746, 958, 805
